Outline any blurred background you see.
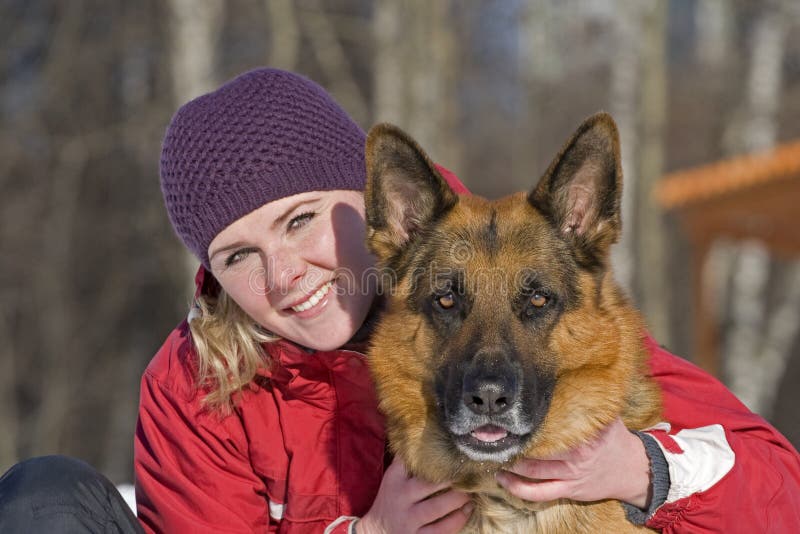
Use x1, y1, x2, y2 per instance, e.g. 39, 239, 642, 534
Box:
2, 0, 800, 485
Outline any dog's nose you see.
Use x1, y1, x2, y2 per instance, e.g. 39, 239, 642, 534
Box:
462, 374, 517, 416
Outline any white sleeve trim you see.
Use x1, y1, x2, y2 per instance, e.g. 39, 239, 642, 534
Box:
650, 424, 736, 503
324, 516, 360, 534
268, 500, 285, 520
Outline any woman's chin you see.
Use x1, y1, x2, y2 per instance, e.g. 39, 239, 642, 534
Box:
292, 327, 358, 352
277, 298, 374, 352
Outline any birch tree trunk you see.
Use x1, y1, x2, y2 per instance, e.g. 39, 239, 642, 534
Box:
693, 0, 736, 361
29, 2, 89, 456
756, 266, 800, 416
265, 0, 299, 71
609, 0, 642, 295
30, 137, 87, 456
300, 0, 369, 126
520, 0, 562, 85
515, 1, 559, 194
167, 0, 223, 106
733, 4, 800, 412
636, 1, 670, 344
695, 0, 733, 69
725, 241, 771, 409
372, 0, 404, 124
0, 310, 16, 470
723, 3, 794, 414
166, 0, 223, 295
372, 0, 460, 169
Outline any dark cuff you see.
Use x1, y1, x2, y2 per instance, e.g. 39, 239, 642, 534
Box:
621, 431, 671, 525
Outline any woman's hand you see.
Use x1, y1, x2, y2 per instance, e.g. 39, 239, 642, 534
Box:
495, 418, 652, 509
359, 457, 474, 534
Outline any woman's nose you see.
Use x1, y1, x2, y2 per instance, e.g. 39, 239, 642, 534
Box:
266, 251, 307, 294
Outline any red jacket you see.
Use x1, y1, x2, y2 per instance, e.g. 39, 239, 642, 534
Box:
135, 168, 800, 532
642, 336, 800, 532
135, 325, 386, 533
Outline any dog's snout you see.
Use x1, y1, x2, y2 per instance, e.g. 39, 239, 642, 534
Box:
461, 350, 520, 416
462, 377, 516, 415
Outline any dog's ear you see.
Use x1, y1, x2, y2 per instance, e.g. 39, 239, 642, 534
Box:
528, 112, 622, 266
365, 123, 458, 262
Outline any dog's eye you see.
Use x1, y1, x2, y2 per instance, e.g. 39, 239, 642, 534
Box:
525, 291, 551, 317
530, 292, 549, 308
437, 292, 456, 310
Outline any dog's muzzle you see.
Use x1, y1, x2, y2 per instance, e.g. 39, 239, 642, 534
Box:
437, 350, 540, 463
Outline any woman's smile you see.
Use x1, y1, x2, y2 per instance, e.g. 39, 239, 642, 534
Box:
287, 279, 335, 316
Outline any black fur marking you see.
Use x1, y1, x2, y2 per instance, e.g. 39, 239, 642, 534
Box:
484, 210, 499, 255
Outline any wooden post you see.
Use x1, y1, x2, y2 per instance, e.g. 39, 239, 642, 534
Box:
692, 236, 719, 376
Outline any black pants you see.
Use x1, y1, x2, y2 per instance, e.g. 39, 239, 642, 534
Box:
0, 455, 143, 534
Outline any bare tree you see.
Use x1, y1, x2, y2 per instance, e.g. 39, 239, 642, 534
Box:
298, 0, 369, 126
722, 1, 797, 414
0, 309, 19, 469
372, 0, 404, 124
725, 241, 772, 410
29, 3, 93, 458
609, 0, 643, 294
167, 0, 224, 295
636, 1, 670, 344
372, 0, 460, 168
757, 266, 800, 417
695, 0, 734, 70
516, 1, 618, 196
520, 0, 566, 85
167, 0, 224, 104
265, 0, 300, 71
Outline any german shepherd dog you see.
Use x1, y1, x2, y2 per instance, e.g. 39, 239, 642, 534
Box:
364, 113, 662, 533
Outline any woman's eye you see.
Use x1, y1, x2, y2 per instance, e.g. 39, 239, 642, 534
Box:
437, 292, 456, 310
288, 211, 316, 231
225, 248, 254, 267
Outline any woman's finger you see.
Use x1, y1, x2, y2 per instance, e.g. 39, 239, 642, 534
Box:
418, 501, 475, 534
386, 457, 452, 503
413, 489, 472, 525
503, 458, 573, 480
496, 471, 572, 502
406, 478, 457, 503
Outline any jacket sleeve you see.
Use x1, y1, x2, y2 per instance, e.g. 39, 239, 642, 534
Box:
134, 368, 277, 533
643, 337, 800, 533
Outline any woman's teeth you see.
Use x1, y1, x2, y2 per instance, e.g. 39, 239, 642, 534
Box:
291, 281, 334, 312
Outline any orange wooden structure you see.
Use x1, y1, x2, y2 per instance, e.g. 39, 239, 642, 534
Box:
655, 141, 800, 376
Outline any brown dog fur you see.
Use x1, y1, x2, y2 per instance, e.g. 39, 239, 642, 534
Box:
364, 113, 662, 533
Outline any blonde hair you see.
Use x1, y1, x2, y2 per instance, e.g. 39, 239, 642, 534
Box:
189, 289, 277, 412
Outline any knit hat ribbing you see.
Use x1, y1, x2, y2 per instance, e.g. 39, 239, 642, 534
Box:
160, 68, 366, 269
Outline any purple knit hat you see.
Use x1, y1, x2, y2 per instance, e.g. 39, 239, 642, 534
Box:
160, 68, 366, 269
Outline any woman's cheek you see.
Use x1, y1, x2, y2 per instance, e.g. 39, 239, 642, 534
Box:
246, 266, 269, 297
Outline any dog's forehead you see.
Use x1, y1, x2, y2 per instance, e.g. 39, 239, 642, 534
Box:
440, 193, 564, 258
409, 192, 577, 297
